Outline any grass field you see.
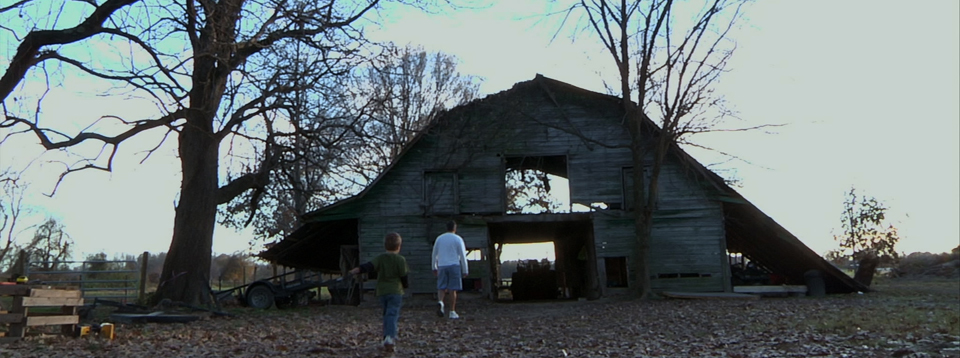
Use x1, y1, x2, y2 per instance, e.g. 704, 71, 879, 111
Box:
2, 277, 957, 357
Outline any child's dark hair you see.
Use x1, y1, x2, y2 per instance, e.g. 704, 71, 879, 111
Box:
446, 220, 457, 232
384, 232, 402, 251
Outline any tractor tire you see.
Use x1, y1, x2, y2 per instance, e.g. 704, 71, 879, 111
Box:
246, 285, 275, 309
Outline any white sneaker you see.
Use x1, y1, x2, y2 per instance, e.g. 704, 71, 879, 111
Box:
383, 336, 395, 352
448, 311, 460, 319
437, 301, 445, 317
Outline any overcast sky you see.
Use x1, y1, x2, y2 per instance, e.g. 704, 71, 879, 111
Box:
2, 0, 957, 259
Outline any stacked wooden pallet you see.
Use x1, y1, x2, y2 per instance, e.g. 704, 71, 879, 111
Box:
0, 285, 83, 342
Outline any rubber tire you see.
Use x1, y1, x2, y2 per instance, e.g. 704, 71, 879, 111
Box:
246, 285, 275, 309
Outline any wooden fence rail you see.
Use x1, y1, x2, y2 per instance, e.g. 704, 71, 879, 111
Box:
0, 285, 82, 342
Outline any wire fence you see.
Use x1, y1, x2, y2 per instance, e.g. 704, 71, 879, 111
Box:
23, 254, 145, 304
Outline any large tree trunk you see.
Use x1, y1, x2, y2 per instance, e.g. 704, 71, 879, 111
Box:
631, 140, 653, 298
155, 120, 219, 305
625, 108, 653, 299
854, 252, 880, 287
152, 0, 235, 305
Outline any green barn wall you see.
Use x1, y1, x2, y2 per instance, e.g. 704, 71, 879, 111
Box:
314, 78, 730, 295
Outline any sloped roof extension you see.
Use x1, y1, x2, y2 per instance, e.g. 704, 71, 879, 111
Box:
281, 74, 866, 293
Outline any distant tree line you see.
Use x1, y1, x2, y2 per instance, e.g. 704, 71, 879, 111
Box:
893, 247, 960, 278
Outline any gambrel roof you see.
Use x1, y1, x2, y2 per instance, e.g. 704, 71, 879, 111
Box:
261, 75, 867, 294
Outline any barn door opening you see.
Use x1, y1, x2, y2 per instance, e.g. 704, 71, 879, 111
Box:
487, 217, 598, 301
497, 242, 556, 300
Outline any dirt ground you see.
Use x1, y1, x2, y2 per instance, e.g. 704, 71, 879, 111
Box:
1, 277, 957, 357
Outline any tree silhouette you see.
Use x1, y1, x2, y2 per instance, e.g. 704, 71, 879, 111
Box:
562, 0, 749, 297
834, 186, 901, 285
0, 0, 444, 305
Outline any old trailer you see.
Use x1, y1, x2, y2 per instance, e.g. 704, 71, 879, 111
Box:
216, 270, 359, 309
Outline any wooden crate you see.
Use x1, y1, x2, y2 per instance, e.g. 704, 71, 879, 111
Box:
0, 285, 82, 342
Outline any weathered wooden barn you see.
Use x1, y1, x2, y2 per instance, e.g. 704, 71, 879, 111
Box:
260, 75, 865, 299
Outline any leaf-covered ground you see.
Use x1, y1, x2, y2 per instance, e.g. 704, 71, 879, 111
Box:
1, 278, 957, 357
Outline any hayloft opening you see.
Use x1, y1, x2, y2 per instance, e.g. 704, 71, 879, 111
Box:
505, 155, 569, 214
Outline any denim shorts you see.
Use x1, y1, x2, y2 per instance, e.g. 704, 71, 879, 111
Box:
436, 265, 463, 291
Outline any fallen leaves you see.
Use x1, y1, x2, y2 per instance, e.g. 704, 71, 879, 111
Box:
0, 278, 957, 357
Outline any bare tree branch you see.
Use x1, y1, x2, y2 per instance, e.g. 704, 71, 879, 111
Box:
0, 0, 37, 14
0, 0, 141, 102
0, 110, 184, 150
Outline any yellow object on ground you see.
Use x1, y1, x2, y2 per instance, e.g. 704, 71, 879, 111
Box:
100, 323, 115, 340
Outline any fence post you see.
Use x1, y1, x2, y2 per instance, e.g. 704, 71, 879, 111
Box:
139, 251, 149, 303
11, 251, 27, 279
79, 262, 85, 295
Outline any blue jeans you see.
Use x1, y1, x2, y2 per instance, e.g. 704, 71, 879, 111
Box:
378, 294, 403, 340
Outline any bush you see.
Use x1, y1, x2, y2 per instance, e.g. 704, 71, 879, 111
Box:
895, 251, 960, 278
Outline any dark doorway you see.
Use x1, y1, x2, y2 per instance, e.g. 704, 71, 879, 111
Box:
604, 257, 629, 288
486, 214, 598, 301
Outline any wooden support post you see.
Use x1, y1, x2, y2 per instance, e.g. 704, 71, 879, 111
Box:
10, 251, 27, 280
7, 296, 26, 338
60, 305, 77, 336
139, 251, 149, 303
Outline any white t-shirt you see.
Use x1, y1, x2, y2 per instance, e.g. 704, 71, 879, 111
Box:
431, 232, 468, 274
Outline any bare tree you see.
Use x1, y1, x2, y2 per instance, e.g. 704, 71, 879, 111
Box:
0, 0, 445, 305
0, 170, 28, 268
23, 217, 73, 271
563, 0, 748, 297
356, 44, 481, 164
506, 169, 565, 214
221, 44, 480, 246
213, 252, 250, 283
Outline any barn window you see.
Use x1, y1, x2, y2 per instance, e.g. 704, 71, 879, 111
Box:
424, 171, 458, 215
505, 155, 570, 214
622, 166, 654, 210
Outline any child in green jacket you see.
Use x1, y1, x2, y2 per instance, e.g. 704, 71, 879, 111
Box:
349, 232, 409, 352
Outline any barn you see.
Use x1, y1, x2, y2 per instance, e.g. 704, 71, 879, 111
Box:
258, 75, 866, 299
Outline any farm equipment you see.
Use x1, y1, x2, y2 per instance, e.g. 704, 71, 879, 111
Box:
510, 259, 559, 301
215, 270, 360, 309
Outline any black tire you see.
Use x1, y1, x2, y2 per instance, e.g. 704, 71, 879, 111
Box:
246, 285, 275, 309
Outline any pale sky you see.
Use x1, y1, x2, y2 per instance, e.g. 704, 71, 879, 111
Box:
2, 0, 958, 259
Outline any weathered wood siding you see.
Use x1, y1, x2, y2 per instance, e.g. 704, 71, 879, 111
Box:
648, 162, 728, 292
590, 159, 728, 292
319, 78, 729, 294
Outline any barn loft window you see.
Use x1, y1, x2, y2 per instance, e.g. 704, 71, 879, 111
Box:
505, 155, 570, 214
622, 166, 654, 210
423, 171, 458, 215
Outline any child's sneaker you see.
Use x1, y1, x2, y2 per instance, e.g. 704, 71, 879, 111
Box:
383, 336, 395, 352
437, 301, 445, 317
448, 311, 460, 319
